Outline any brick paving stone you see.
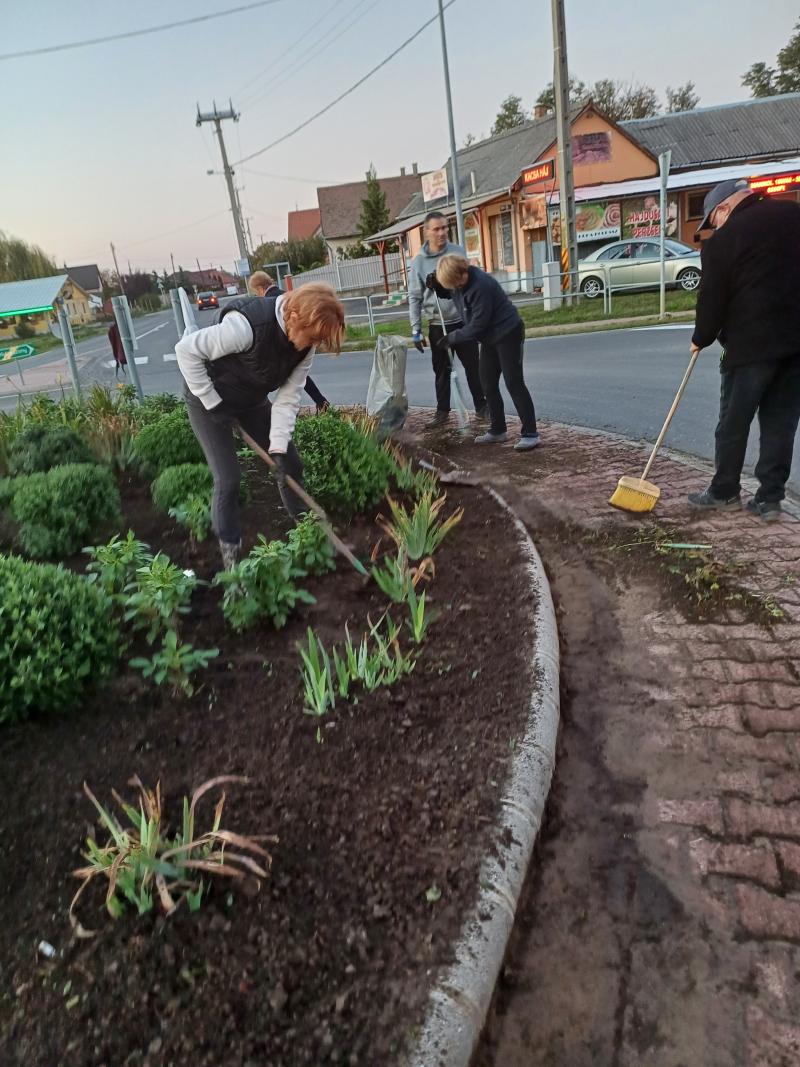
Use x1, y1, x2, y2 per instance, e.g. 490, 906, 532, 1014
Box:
690, 838, 780, 887
675, 705, 744, 732
726, 800, 800, 840
747, 1006, 800, 1067
737, 884, 800, 941
776, 841, 800, 889
714, 732, 798, 768
657, 798, 724, 835
744, 708, 800, 736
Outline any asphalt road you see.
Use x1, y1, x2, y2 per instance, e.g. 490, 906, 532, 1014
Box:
2, 311, 797, 498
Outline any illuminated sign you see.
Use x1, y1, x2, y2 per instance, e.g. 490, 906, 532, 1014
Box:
0, 304, 54, 318
750, 172, 800, 195
520, 159, 555, 187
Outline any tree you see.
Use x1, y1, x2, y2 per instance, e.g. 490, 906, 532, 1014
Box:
666, 81, 700, 113
743, 18, 800, 95
535, 78, 587, 113
0, 231, 57, 283
250, 235, 327, 275
492, 94, 528, 134
357, 165, 391, 251
462, 132, 477, 148
120, 271, 156, 302
585, 79, 658, 120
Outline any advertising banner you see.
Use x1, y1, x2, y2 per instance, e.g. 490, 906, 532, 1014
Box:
463, 211, 482, 263
422, 168, 448, 203
549, 201, 621, 244
622, 196, 679, 238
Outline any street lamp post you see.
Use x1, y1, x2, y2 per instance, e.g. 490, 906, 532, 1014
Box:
437, 0, 465, 247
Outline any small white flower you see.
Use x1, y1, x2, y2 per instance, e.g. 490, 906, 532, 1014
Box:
183, 569, 195, 578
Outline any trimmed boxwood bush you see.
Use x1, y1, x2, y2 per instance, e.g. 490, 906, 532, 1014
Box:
292, 411, 393, 519
133, 405, 204, 475
0, 553, 120, 723
2, 463, 122, 559
151, 463, 213, 513
7, 424, 94, 476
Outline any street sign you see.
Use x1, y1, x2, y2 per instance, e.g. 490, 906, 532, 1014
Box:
0, 343, 35, 362
520, 158, 555, 188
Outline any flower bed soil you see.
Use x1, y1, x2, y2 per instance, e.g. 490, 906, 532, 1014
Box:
0, 465, 536, 1066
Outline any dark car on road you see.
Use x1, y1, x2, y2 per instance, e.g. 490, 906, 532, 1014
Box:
197, 291, 219, 310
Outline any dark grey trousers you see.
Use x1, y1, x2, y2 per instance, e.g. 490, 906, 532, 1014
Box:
185, 393, 304, 545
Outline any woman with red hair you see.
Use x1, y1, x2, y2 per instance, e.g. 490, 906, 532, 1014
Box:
176, 283, 345, 569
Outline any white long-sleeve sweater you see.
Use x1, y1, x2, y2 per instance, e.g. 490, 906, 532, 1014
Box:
175, 294, 313, 454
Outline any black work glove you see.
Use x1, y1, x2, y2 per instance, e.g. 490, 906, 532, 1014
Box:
270, 451, 288, 488
433, 333, 453, 353
424, 272, 451, 298
315, 400, 330, 415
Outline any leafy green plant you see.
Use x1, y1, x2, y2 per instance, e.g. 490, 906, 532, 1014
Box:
379, 493, 463, 561
298, 627, 336, 740
70, 776, 274, 929
0, 554, 120, 723
123, 553, 198, 643
169, 494, 212, 544
214, 536, 314, 631
406, 586, 435, 644
2, 463, 122, 559
130, 629, 218, 696
151, 463, 213, 513
133, 392, 182, 428
7, 424, 94, 476
133, 405, 204, 476
370, 550, 433, 603
292, 410, 394, 519
287, 513, 336, 576
84, 531, 154, 598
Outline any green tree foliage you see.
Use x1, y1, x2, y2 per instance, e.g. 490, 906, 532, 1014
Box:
492, 94, 528, 134
251, 236, 327, 275
534, 78, 587, 112
356, 164, 394, 252
0, 231, 57, 283
120, 271, 157, 302
665, 81, 700, 113
743, 18, 800, 96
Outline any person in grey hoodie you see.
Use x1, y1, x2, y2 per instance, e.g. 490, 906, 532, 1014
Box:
408, 211, 487, 427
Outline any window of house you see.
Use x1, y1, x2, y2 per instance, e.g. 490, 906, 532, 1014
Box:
686, 191, 706, 220
490, 211, 515, 268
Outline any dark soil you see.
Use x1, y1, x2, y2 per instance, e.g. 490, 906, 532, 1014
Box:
0, 464, 536, 1066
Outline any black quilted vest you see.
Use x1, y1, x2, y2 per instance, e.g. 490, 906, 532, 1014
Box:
207, 296, 309, 408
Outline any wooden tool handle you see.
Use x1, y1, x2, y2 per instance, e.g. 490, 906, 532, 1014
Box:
236, 425, 366, 576
641, 349, 700, 482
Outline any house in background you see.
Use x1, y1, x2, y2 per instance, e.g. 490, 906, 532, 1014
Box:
181, 268, 240, 291
64, 263, 103, 314
316, 168, 424, 256
0, 275, 92, 343
287, 207, 321, 241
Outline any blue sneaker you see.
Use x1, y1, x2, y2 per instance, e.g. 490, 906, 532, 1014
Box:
514, 434, 541, 452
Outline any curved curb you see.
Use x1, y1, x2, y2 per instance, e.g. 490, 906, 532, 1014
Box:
405, 485, 560, 1067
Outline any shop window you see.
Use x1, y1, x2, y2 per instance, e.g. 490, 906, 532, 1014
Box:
686, 191, 706, 220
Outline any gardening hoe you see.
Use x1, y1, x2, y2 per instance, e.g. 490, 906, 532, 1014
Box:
432, 290, 470, 435
608, 348, 701, 514
235, 425, 368, 578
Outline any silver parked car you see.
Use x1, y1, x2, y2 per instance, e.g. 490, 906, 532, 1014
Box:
578, 238, 702, 298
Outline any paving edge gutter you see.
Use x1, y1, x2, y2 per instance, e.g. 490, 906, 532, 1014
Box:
405, 486, 561, 1067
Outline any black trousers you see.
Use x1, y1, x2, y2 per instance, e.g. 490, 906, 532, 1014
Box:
185, 393, 304, 545
479, 321, 538, 437
710, 356, 800, 503
428, 321, 485, 412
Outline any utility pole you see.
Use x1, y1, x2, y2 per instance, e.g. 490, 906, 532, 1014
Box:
110, 241, 126, 296
437, 0, 464, 247
196, 100, 249, 265
170, 252, 177, 284
551, 0, 578, 299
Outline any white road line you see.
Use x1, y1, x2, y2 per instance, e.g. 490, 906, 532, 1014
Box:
134, 322, 169, 341
134, 356, 149, 365
636, 324, 695, 331
163, 352, 178, 362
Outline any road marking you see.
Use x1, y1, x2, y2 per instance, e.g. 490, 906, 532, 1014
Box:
134, 356, 149, 365
163, 352, 178, 362
134, 322, 169, 341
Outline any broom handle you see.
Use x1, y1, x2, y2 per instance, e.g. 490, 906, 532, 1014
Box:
641, 349, 700, 482
236, 425, 365, 576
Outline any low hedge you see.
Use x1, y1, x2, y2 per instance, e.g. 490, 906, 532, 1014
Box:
0, 553, 120, 723
133, 405, 204, 476
7, 424, 94, 476
292, 411, 393, 520
1, 463, 122, 559
151, 463, 213, 513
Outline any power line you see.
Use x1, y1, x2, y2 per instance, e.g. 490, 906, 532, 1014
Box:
0, 0, 286, 61
242, 166, 349, 184
233, 0, 458, 165
119, 209, 232, 251
242, 0, 379, 109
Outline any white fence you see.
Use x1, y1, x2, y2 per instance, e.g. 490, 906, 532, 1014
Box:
291, 252, 405, 293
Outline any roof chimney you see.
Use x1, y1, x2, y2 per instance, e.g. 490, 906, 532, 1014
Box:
470, 171, 477, 195
533, 104, 549, 119
400, 166, 406, 176
412, 162, 418, 175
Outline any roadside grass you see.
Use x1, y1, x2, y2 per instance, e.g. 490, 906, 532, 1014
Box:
1, 324, 108, 359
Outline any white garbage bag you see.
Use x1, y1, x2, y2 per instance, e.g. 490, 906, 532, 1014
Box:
366, 334, 408, 440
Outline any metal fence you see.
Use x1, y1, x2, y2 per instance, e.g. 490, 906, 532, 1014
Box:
291, 252, 406, 293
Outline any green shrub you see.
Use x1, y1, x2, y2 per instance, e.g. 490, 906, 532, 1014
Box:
287, 514, 335, 576
0, 553, 120, 723
7, 424, 94, 476
15, 321, 35, 340
134, 393, 182, 428
4, 463, 122, 559
84, 531, 154, 599
133, 405, 204, 475
293, 411, 393, 519
214, 536, 314, 631
151, 463, 213, 513
169, 495, 212, 543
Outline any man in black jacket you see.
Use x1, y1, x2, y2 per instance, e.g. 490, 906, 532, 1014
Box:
688, 179, 800, 521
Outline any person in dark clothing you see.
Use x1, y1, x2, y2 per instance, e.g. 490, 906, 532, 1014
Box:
250, 270, 330, 412
687, 179, 800, 521
431, 254, 539, 451
408, 212, 487, 427
108, 321, 127, 379
175, 284, 345, 569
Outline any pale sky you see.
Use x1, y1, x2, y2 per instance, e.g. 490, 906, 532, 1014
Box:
3, 0, 797, 276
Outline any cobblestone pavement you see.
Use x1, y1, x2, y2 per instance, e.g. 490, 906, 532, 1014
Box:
401, 411, 800, 1067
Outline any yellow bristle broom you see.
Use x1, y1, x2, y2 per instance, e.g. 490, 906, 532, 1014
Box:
609, 349, 700, 513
